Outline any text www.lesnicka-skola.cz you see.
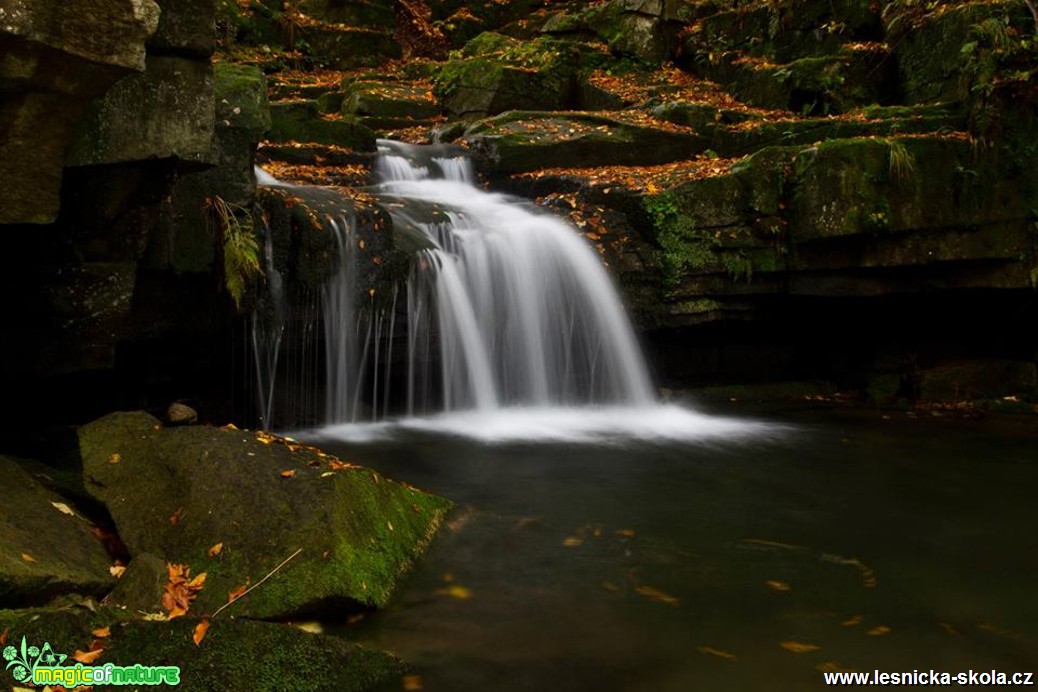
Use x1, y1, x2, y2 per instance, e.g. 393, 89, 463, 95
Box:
823, 670, 1034, 686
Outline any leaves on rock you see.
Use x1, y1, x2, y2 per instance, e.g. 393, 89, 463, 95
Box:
20, 553, 36, 563
780, 641, 820, 653
162, 564, 207, 620
208, 542, 224, 557
280, 469, 296, 478
50, 502, 76, 517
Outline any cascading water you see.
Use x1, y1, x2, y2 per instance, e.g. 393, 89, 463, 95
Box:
255, 144, 781, 443
372, 139, 656, 413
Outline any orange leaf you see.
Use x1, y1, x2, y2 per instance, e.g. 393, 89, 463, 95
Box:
0, 627, 8, 645
187, 572, 207, 590
208, 542, 223, 557
193, 619, 210, 646
280, 470, 296, 478
21, 552, 36, 563
73, 648, 105, 664
169, 508, 183, 526
91, 627, 111, 638
228, 582, 249, 603
168, 605, 188, 620
109, 453, 121, 464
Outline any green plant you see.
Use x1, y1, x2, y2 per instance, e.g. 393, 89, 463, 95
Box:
886, 139, 916, 184
206, 196, 262, 311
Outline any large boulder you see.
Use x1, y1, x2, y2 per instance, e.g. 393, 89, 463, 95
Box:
78, 412, 451, 619
268, 100, 377, 150
65, 55, 215, 166
0, 0, 161, 224
0, 456, 114, 606
434, 32, 587, 118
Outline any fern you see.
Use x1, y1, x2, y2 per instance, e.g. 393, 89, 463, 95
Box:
206, 196, 262, 311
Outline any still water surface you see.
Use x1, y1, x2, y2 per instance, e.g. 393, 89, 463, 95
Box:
303, 406, 1038, 690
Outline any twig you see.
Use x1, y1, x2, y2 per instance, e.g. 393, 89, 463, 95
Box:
1025, 0, 1038, 33
211, 548, 303, 620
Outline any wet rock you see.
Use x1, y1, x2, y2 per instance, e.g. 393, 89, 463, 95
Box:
268, 101, 377, 150
167, 402, 199, 425
79, 412, 452, 618
150, 0, 216, 57
919, 360, 1038, 402
0, 456, 114, 606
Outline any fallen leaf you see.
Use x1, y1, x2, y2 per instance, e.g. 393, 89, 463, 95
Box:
634, 585, 680, 606
780, 641, 820, 654
193, 619, 210, 646
816, 661, 855, 673
437, 585, 472, 600
766, 580, 791, 592
109, 453, 121, 464
91, 626, 111, 638
561, 536, 583, 547
73, 647, 104, 664
866, 626, 891, 636
0, 627, 8, 645
841, 615, 863, 627
51, 502, 76, 516
228, 582, 249, 603
169, 508, 183, 526
293, 621, 323, 634
403, 675, 424, 691
21, 553, 36, 563
208, 542, 223, 557
939, 622, 959, 636
697, 645, 737, 661
187, 572, 208, 590
280, 470, 296, 478
615, 529, 636, 538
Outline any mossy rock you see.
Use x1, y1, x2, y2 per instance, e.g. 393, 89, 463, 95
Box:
214, 63, 271, 135
919, 360, 1038, 401
788, 136, 1032, 243
461, 111, 709, 174
78, 412, 452, 619
583, 0, 675, 62
300, 25, 401, 69
268, 101, 377, 150
0, 606, 404, 691
298, 0, 396, 30
434, 32, 590, 117
0, 456, 114, 607
342, 82, 441, 120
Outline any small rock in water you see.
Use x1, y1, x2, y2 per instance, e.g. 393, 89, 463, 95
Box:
166, 402, 198, 426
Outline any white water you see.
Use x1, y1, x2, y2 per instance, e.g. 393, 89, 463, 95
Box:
256, 148, 780, 443
373, 139, 655, 412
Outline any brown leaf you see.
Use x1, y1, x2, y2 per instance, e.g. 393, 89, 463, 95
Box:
109, 453, 121, 464
207, 542, 224, 557
193, 619, 210, 647
0, 627, 8, 645
280, 470, 296, 478
780, 641, 820, 654
634, 585, 680, 606
169, 508, 184, 526
91, 627, 111, 638
21, 553, 36, 563
168, 605, 188, 620
766, 580, 791, 592
73, 647, 104, 664
187, 572, 207, 590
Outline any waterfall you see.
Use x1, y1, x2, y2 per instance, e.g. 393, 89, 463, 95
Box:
252, 140, 660, 431
371, 139, 656, 413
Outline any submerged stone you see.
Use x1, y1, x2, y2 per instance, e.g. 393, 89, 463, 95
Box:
78, 411, 452, 619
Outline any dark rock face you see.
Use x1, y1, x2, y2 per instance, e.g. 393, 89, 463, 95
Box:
0, 0, 160, 224
0, 456, 114, 605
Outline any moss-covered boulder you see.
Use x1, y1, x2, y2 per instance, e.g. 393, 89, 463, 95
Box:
78, 411, 452, 619
300, 25, 401, 69
268, 101, 377, 150
342, 81, 441, 128
298, 0, 396, 30
434, 32, 587, 118
65, 55, 215, 166
919, 360, 1038, 402
0, 606, 404, 691
0, 457, 114, 606
462, 110, 709, 173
